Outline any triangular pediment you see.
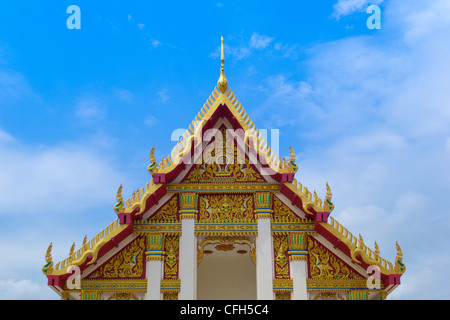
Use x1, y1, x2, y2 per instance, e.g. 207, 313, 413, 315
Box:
179, 124, 269, 184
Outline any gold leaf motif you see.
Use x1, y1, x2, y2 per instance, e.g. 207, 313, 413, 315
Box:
273, 235, 290, 279
108, 293, 139, 300
185, 127, 264, 183
308, 237, 362, 280
313, 292, 345, 300
164, 235, 180, 280
199, 194, 254, 222
89, 236, 145, 279
273, 196, 299, 221
150, 195, 178, 221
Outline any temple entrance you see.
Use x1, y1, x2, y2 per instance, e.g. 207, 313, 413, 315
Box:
197, 237, 257, 300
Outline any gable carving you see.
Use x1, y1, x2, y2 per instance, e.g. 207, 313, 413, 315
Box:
88, 236, 146, 279
184, 127, 265, 183
149, 195, 179, 221
199, 193, 254, 222
308, 237, 362, 280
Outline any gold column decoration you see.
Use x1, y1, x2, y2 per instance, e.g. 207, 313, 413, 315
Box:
254, 191, 273, 219
162, 234, 180, 300
273, 234, 292, 300
179, 192, 198, 220
80, 291, 102, 300
348, 289, 369, 300
145, 233, 165, 261
288, 232, 308, 261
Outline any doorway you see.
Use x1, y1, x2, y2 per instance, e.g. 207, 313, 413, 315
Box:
197, 241, 257, 300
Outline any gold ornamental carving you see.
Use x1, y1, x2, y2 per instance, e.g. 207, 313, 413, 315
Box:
313, 292, 345, 300
273, 234, 290, 280
199, 194, 254, 222
197, 236, 256, 266
184, 127, 265, 184
273, 196, 298, 220
163, 234, 179, 280
308, 237, 362, 280
89, 236, 145, 279
107, 293, 140, 300
149, 195, 178, 221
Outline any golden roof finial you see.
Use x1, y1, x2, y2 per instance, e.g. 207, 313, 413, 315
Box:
217, 35, 228, 93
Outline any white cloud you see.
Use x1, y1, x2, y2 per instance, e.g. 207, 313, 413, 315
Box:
0, 127, 15, 143
145, 114, 157, 127
157, 88, 170, 104
0, 130, 124, 215
151, 39, 162, 48
210, 33, 275, 61
0, 279, 55, 300
114, 88, 134, 104
249, 32, 274, 50
251, 0, 450, 299
74, 96, 104, 120
332, 0, 383, 19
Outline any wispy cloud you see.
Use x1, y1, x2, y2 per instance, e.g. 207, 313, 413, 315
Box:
74, 96, 104, 121
144, 114, 157, 127
251, 0, 450, 299
150, 38, 162, 48
249, 33, 274, 50
0, 130, 124, 215
210, 32, 276, 61
157, 88, 170, 104
332, 0, 383, 19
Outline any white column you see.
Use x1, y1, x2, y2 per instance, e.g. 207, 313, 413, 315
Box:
256, 217, 274, 300
145, 233, 164, 300
146, 260, 163, 300
178, 192, 198, 300
178, 218, 197, 300
290, 260, 308, 300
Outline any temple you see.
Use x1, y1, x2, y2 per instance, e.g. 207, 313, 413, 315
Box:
42, 36, 405, 300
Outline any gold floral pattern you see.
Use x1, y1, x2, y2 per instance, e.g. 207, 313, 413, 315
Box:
199, 194, 254, 222
308, 237, 362, 280
89, 236, 145, 279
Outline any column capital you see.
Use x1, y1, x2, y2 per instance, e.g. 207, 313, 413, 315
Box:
145, 233, 165, 261
179, 192, 198, 220
348, 289, 369, 300
288, 232, 308, 261
254, 191, 273, 219
80, 290, 101, 300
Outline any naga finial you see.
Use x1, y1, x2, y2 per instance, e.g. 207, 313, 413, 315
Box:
148, 145, 158, 174
287, 146, 298, 173
69, 242, 75, 256
323, 182, 335, 212
114, 184, 125, 215
82, 235, 88, 251
42, 242, 54, 275
374, 241, 380, 256
394, 241, 406, 273
68, 242, 76, 262
217, 35, 228, 93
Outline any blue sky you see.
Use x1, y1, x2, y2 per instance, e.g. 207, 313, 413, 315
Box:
1, 0, 449, 299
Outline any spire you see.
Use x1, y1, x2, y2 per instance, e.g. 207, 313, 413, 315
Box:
217, 35, 228, 93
